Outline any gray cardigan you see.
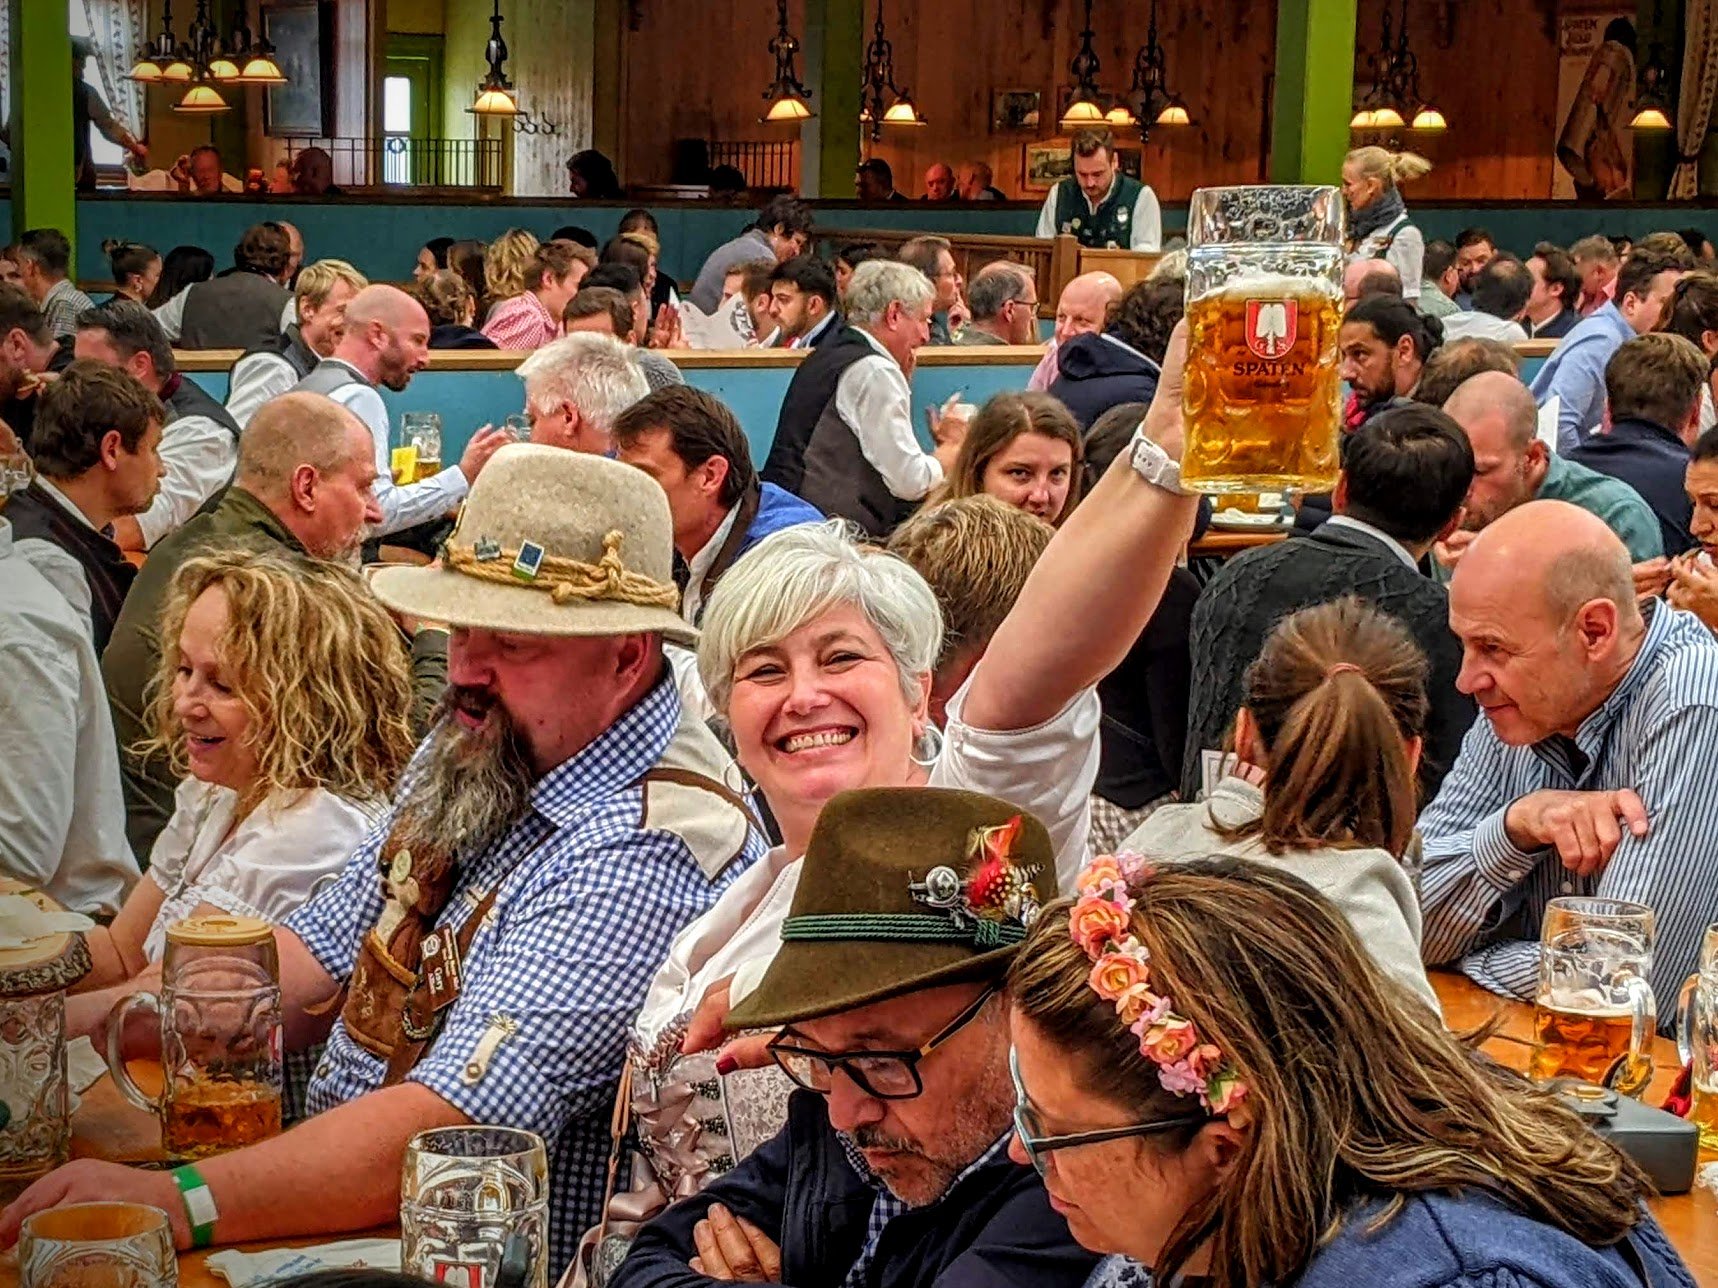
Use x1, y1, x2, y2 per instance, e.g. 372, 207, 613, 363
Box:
1121, 777, 1441, 1015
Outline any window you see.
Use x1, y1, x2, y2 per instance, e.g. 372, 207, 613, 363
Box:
69, 0, 126, 168
383, 74, 412, 184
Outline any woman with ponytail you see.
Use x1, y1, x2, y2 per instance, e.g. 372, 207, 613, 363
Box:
1342, 147, 1433, 302
1119, 597, 1439, 1010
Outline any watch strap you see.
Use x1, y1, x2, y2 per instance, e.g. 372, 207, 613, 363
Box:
172, 1163, 219, 1249
1128, 429, 1192, 497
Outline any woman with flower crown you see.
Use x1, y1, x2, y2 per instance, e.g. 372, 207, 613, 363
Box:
1006, 856, 1696, 1288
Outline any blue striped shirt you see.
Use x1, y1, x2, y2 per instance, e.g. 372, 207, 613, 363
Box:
1420, 602, 1718, 1029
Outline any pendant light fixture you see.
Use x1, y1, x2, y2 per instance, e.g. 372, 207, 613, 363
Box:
1059, 0, 1108, 129
1630, 0, 1675, 131
129, 1, 182, 82
762, 0, 814, 122
1125, 0, 1193, 142
1350, 0, 1443, 134
469, 0, 520, 117
859, 0, 923, 137
169, 0, 229, 114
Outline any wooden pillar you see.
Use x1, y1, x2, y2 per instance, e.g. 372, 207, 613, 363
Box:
802, 0, 863, 197
9, 0, 76, 248
1270, 0, 1358, 185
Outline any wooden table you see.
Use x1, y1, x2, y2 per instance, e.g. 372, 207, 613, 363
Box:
1432, 971, 1718, 1282
1188, 527, 1290, 559
1, 980, 1712, 1287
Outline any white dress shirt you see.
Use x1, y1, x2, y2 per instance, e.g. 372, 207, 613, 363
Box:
791, 311, 837, 350
151, 284, 191, 342
1324, 514, 1419, 569
1438, 312, 1529, 345
832, 328, 944, 501
315, 360, 469, 535
0, 519, 137, 916
680, 503, 742, 627
135, 413, 239, 549
1035, 176, 1164, 252
142, 778, 384, 961
224, 350, 301, 431
15, 477, 98, 633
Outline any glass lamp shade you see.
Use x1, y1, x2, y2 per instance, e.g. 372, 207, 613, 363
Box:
128, 58, 164, 83
472, 85, 520, 116
1350, 107, 1376, 129
1060, 97, 1105, 128
207, 56, 241, 80
1156, 99, 1191, 127
234, 55, 287, 84
161, 58, 195, 82
764, 93, 813, 122
1630, 104, 1673, 131
1370, 105, 1405, 128
882, 98, 925, 125
173, 82, 229, 113
1410, 105, 1447, 131
1105, 102, 1138, 127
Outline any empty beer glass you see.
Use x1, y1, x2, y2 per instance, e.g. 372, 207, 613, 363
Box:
1181, 185, 1346, 494
19, 1202, 176, 1288
401, 1126, 549, 1288
105, 916, 283, 1160
1677, 922, 1718, 1152
1530, 897, 1657, 1097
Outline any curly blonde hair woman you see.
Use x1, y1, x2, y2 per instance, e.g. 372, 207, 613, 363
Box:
483, 227, 542, 313
1007, 858, 1692, 1288
79, 549, 414, 989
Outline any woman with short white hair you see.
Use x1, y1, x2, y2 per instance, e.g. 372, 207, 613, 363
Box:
577, 326, 1205, 1274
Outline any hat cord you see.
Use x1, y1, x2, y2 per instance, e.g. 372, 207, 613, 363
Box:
445, 529, 679, 610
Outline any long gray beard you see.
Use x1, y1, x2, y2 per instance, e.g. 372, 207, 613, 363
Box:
390, 690, 535, 862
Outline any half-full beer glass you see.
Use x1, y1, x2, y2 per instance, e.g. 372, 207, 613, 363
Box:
1181, 185, 1345, 494
1677, 922, 1718, 1152
1530, 897, 1657, 1096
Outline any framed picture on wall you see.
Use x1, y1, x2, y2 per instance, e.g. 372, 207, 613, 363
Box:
1022, 140, 1071, 192
991, 90, 1041, 133
262, 1, 334, 137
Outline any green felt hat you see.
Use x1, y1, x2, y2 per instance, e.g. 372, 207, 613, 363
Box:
725, 786, 1057, 1030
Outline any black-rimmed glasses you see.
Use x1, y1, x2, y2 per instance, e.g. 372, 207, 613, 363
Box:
767, 984, 999, 1101
1009, 1049, 1206, 1177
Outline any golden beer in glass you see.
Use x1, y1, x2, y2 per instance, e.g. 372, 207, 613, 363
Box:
1181, 185, 1345, 495
1677, 922, 1718, 1153
1532, 897, 1657, 1097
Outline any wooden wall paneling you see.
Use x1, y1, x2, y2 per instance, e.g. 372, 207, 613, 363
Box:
507, 0, 597, 195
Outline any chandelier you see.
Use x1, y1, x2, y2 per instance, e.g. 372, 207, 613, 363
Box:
762, 0, 814, 123
1059, 0, 1109, 129
130, 1, 290, 114
1118, 0, 1192, 141
859, 0, 923, 137
1350, 0, 1445, 133
469, 0, 519, 116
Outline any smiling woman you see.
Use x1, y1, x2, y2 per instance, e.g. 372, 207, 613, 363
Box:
74, 549, 415, 1002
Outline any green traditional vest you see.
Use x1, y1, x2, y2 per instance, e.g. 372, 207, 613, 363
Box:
1051, 173, 1144, 249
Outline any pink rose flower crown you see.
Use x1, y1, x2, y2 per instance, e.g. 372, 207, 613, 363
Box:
1068, 853, 1249, 1116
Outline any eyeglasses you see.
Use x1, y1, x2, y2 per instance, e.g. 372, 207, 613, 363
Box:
1009, 1049, 1206, 1177
768, 984, 999, 1101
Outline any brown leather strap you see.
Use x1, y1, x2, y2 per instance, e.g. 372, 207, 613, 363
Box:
696, 481, 761, 616
382, 884, 502, 1086
638, 766, 763, 835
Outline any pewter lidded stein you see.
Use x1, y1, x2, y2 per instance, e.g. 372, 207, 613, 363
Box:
0, 885, 92, 1203
105, 914, 284, 1159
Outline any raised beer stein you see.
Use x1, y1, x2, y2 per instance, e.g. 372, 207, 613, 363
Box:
1181, 184, 1346, 494
1530, 897, 1657, 1097
1676, 921, 1718, 1152
105, 915, 283, 1160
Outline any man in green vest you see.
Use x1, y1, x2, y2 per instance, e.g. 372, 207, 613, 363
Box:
1034, 127, 1162, 252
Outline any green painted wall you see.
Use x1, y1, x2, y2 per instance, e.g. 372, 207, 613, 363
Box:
1270, 0, 1359, 186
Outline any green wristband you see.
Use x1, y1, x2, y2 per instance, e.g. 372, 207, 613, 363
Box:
171, 1164, 219, 1249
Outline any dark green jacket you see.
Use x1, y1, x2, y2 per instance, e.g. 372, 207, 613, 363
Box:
102, 487, 446, 864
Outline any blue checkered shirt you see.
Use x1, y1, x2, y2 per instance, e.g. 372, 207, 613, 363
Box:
837, 1131, 1013, 1288
284, 676, 765, 1279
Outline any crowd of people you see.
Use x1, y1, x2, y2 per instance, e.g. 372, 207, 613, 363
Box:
0, 137, 1713, 1288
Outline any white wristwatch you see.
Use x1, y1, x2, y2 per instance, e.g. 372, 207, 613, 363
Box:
1128, 430, 1192, 496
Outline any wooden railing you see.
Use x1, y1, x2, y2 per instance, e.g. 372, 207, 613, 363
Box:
281, 136, 506, 191
816, 227, 1079, 318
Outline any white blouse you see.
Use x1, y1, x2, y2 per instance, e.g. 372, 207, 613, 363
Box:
143, 779, 385, 961
635, 674, 1101, 1043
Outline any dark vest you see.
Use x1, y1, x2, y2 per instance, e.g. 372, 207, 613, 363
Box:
6, 480, 136, 653
292, 358, 372, 402
1051, 173, 1145, 248
761, 326, 908, 537
238, 323, 319, 383
178, 272, 292, 352
164, 373, 242, 441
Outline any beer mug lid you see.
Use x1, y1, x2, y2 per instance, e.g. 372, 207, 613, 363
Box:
167, 914, 273, 947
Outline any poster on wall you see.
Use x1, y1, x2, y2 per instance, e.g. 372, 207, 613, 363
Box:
1553, 8, 1637, 199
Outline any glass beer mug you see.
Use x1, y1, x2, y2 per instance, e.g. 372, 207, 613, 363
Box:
401, 1126, 550, 1288
104, 915, 283, 1160
1677, 922, 1718, 1152
399, 412, 444, 483
1181, 185, 1346, 494
1530, 897, 1657, 1097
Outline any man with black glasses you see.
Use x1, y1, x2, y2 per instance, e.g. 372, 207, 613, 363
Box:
611, 788, 1096, 1288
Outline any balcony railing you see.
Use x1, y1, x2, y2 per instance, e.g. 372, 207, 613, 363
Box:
706, 139, 799, 191
283, 136, 506, 191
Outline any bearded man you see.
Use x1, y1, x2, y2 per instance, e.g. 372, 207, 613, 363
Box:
6, 447, 768, 1283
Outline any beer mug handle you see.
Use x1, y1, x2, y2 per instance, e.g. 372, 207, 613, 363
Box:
1679, 972, 1700, 1068
105, 991, 166, 1116
1624, 973, 1656, 1082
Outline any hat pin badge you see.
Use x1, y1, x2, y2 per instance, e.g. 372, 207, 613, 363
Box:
474, 536, 503, 563
910, 866, 965, 910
